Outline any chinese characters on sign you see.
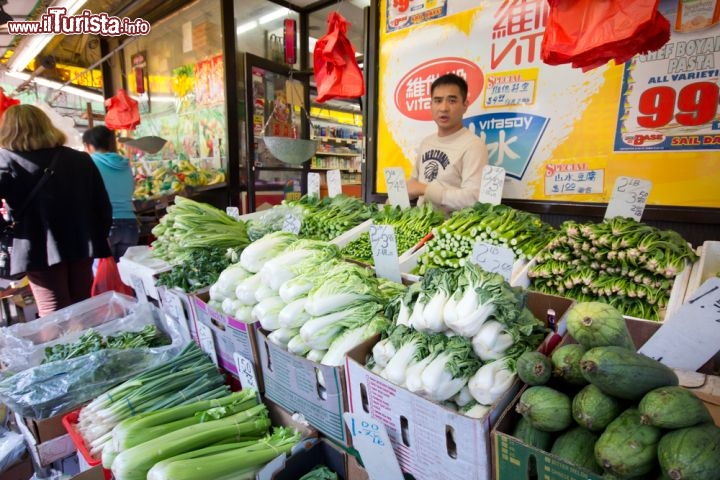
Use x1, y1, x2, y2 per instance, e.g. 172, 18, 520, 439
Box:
544, 165, 605, 196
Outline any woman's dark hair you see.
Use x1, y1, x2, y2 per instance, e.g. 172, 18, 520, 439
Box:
431, 73, 469, 102
82, 125, 117, 152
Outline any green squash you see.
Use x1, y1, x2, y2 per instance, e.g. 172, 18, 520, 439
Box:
573, 384, 624, 432
639, 386, 712, 429
516, 386, 573, 432
551, 426, 602, 474
516, 351, 552, 386
595, 408, 662, 478
566, 301, 635, 350
552, 344, 588, 386
658, 423, 720, 480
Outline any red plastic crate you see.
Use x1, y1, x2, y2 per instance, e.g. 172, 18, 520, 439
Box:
61, 410, 112, 480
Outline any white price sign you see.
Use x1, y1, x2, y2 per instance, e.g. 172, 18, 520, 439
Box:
327, 169, 342, 198
605, 176, 652, 222
195, 322, 218, 366
307, 172, 321, 197
130, 275, 148, 303
343, 413, 404, 480
369, 224, 401, 283
225, 207, 241, 220
478, 165, 505, 205
384, 167, 410, 209
639, 277, 720, 371
470, 241, 515, 281
165, 291, 187, 323
233, 352, 260, 395
282, 213, 301, 234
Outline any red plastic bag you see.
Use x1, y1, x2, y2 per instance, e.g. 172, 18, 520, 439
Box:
92, 257, 134, 297
104, 89, 141, 130
541, 0, 670, 71
0, 88, 20, 120
314, 12, 365, 103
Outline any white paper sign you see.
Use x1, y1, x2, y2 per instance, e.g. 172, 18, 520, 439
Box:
639, 277, 720, 371
130, 275, 148, 303
343, 412, 404, 480
233, 352, 260, 395
282, 213, 301, 234
605, 176, 652, 222
327, 169, 342, 198
384, 167, 410, 209
195, 322, 218, 366
479, 165, 505, 205
470, 241, 515, 281
165, 291, 187, 322
225, 207, 241, 220
369, 224, 401, 283
307, 172, 321, 197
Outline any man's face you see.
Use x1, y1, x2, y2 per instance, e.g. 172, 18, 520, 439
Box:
430, 83, 468, 136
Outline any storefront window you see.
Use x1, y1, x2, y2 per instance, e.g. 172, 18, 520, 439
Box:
233, 0, 300, 67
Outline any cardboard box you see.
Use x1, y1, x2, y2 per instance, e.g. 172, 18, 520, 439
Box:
13, 412, 75, 467
269, 438, 352, 480
20, 413, 68, 444
344, 292, 574, 480
492, 316, 720, 480
69, 465, 105, 480
0, 455, 34, 480
256, 328, 351, 446
191, 292, 262, 392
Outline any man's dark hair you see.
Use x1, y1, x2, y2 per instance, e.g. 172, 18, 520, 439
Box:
431, 73, 469, 102
82, 125, 116, 152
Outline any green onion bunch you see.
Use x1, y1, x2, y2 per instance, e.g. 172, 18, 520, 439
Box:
528, 216, 698, 320
417, 203, 556, 274
288, 194, 374, 241
341, 203, 445, 264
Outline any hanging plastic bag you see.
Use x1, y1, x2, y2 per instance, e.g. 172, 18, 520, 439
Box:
0, 88, 20, 121
314, 11, 365, 102
104, 88, 141, 130
541, 0, 670, 71
91, 257, 134, 297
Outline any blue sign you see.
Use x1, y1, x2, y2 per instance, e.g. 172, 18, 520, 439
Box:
465, 112, 549, 180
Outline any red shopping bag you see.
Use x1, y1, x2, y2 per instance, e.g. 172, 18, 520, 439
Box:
92, 257, 134, 297
104, 89, 141, 130
314, 11, 365, 102
0, 88, 20, 120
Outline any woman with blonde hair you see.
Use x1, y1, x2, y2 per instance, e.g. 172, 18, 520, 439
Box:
0, 104, 112, 317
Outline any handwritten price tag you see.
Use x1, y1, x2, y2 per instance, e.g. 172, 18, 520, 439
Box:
225, 207, 241, 220
639, 277, 720, 371
384, 167, 410, 209
470, 241, 515, 281
195, 322, 218, 366
479, 165, 506, 205
164, 291, 187, 322
307, 172, 321, 197
233, 352, 260, 396
130, 275, 148, 303
327, 169, 342, 198
369, 224, 401, 283
343, 413, 404, 480
282, 213, 301, 234
605, 176, 652, 222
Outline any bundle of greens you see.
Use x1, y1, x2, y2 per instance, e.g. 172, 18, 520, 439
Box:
155, 246, 242, 292
287, 194, 375, 241
43, 325, 168, 363
417, 202, 556, 274
528, 216, 698, 320
341, 203, 445, 264
151, 196, 250, 264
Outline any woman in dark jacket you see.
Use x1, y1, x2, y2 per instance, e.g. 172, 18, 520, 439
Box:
0, 105, 112, 317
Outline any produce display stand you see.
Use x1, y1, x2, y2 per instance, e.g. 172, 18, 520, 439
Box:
491, 317, 720, 480
117, 245, 173, 301
343, 293, 574, 480
684, 240, 720, 302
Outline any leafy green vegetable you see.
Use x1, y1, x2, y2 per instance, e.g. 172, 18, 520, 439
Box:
299, 465, 339, 480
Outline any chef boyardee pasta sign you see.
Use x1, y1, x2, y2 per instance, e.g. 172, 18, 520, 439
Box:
375, 0, 720, 208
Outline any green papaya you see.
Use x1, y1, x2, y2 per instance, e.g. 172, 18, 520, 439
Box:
595, 408, 662, 478
658, 423, 720, 480
551, 426, 602, 474
511, 416, 554, 451
572, 384, 624, 432
639, 386, 712, 429
566, 301, 635, 350
516, 386, 573, 432
551, 344, 588, 386
516, 351, 552, 386
580, 346, 679, 400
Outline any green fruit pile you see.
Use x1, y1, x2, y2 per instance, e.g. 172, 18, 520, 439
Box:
512, 301, 720, 479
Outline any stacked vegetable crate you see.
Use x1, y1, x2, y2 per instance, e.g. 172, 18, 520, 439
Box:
492, 305, 720, 480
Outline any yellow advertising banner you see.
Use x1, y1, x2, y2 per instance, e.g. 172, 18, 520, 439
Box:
375, 0, 720, 208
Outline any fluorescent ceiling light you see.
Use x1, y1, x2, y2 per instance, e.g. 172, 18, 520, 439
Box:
7, 0, 89, 73
259, 8, 288, 25
237, 20, 257, 35
6, 70, 104, 103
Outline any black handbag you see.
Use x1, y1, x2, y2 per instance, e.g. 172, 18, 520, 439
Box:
0, 152, 60, 279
